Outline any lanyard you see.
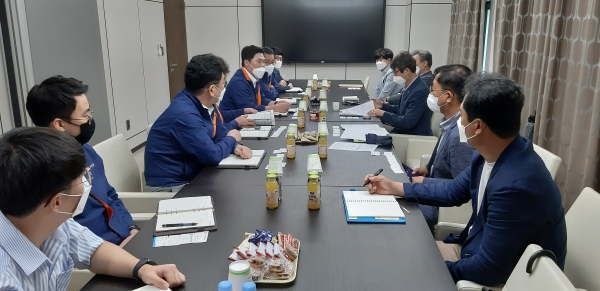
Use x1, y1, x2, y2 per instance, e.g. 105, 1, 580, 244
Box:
212, 106, 224, 138
242, 67, 262, 105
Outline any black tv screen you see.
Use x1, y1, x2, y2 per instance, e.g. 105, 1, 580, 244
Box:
262, 0, 385, 63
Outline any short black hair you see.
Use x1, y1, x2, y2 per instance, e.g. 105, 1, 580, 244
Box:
390, 51, 416, 73
262, 47, 274, 56
185, 54, 230, 95
26, 75, 89, 127
463, 73, 524, 138
434, 64, 474, 102
374, 48, 394, 60
272, 47, 283, 57
411, 50, 433, 68
0, 127, 86, 217
241, 45, 264, 67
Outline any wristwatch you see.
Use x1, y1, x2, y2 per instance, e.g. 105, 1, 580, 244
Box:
129, 225, 140, 231
133, 258, 157, 280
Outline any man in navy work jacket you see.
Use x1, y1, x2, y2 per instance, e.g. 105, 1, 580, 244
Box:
145, 54, 254, 192
259, 46, 279, 100
271, 47, 293, 93
219, 45, 290, 113
410, 64, 475, 231
368, 51, 432, 136
26, 76, 138, 246
365, 73, 567, 286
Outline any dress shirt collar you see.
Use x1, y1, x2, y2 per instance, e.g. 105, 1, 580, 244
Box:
242, 67, 257, 87
440, 111, 461, 132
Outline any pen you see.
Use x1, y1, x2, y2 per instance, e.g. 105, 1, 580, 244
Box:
363, 168, 383, 187
162, 223, 197, 228
399, 205, 410, 214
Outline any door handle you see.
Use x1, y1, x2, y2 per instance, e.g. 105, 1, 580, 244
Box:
169, 63, 177, 67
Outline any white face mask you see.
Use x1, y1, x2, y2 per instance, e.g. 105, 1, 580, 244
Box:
393, 75, 406, 86
415, 65, 421, 75
265, 64, 275, 75
251, 65, 266, 79
58, 175, 92, 217
376, 61, 387, 71
427, 92, 448, 113
274, 61, 282, 69
457, 116, 477, 143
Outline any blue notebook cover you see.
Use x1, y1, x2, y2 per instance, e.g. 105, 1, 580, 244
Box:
342, 191, 406, 224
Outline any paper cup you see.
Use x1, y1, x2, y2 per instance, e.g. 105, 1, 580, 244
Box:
332, 102, 340, 111
228, 261, 251, 291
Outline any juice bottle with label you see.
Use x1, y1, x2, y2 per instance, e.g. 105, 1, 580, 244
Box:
297, 108, 305, 128
286, 132, 296, 159
308, 174, 321, 210
266, 172, 279, 209
318, 132, 327, 159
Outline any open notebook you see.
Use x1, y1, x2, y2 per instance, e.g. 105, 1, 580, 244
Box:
342, 191, 405, 224
339, 101, 375, 117
240, 126, 272, 139
154, 196, 217, 236
247, 110, 275, 126
218, 149, 266, 169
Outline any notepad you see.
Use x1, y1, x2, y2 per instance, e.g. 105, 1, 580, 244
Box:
342, 191, 405, 223
154, 196, 217, 235
218, 150, 266, 169
276, 98, 298, 104
285, 87, 303, 92
240, 126, 272, 139
247, 110, 275, 126
338, 84, 363, 88
339, 101, 375, 117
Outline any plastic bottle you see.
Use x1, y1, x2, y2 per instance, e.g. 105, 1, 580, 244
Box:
318, 131, 327, 159
297, 108, 305, 128
218, 280, 233, 291
241, 282, 256, 291
286, 132, 296, 159
308, 174, 321, 210
319, 107, 327, 122
266, 172, 279, 209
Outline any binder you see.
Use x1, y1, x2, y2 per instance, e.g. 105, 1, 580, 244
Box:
342, 191, 406, 224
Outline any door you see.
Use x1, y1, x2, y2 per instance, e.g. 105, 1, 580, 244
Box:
163, 0, 188, 99
138, 0, 169, 124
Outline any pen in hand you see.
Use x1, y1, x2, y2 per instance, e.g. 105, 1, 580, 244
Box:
162, 223, 198, 228
363, 168, 383, 187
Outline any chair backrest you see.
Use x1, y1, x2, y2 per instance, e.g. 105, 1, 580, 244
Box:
364, 75, 370, 91
431, 112, 444, 138
92, 134, 142, 192
564, 187, 600, 291
532, 144, 562, 180
503, 244, 576, 291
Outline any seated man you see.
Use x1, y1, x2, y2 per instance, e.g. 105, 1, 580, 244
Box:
368, 51, 432, 136
373, 48, 402, 100
271, 47, 293, 93
365, 73, 567, 286
219, 45, 290, 113
413, 49, 434, 88
26, 76, 138, 246
259, 46, 279, 100
0, 127, 184, 290
145, 54, 254, 192
411, 65, 476, 230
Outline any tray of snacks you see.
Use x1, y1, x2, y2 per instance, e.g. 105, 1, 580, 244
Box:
228, 229, 300, 284
296, 131, 318, 144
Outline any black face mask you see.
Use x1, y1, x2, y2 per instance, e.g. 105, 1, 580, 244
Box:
75, 118, 96, 145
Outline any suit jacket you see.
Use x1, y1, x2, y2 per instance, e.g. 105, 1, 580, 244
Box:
271, 69, 291, 93
419, 71, 434, 88
220, 68, 273, 112
380, 76, 432, 136
374, 66, 402, 100
259, 73, 279, 100
404, 136, 567, 285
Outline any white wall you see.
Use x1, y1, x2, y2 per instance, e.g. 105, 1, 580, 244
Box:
0, 30, 13, 134
185, 0, 452, 97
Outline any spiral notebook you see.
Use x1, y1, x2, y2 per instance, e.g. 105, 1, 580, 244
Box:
153, 196, 217, 236
342, 191, 405, 224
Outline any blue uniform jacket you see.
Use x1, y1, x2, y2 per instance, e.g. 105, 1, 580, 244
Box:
220, 68, 273, 112
380, 76, 432, 136
145, 88, 238, 187
404, 137, 567, 285
74, 144, 134, 244
259, 73, 279, 100
272, 69, 291, 93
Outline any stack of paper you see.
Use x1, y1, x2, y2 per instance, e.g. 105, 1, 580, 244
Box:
332, 126, 341, 137
153, 231, 209, 248
339, 101, 374, 117
384, 152, 404, 174
339, 124, 389, 140
218, 150, 266, 169
328, 142, 377, 152
240, 126, 272, 139
276, 98, 298, 104
285, 87, 303, 92
247, 110, 275, 126
342, 96, 359, 102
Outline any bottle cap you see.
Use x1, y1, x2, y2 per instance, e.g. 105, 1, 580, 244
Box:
319, 132, 326, 136
241, 282, 257, 291
308, 171, 318, 176
218, 280, 232, 291
350, 188, 356, 191
267, 173, 277, 178
309, 174, 319, 179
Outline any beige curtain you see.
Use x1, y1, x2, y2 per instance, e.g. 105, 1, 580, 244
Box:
447, 0, 487, 71
492, 0, 600, 210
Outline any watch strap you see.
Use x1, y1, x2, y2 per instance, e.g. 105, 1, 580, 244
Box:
133, 258, 157, 280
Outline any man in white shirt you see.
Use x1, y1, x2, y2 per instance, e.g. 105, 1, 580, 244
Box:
373, 48, 403, 100
0, 127, 185, 290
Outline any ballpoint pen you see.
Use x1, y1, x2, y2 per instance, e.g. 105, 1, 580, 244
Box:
363, 168, 383, 187
162, 223, 198, 228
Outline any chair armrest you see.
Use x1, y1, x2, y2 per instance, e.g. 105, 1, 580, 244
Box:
439, 203, 473, 224
420, 154, 432, 168
456, 280, 503, 291
67, 269, 95, 291
118, 192, 175, 213
435, 222, 467, 241
389, 134, 437, 164
407, 138, 437, 162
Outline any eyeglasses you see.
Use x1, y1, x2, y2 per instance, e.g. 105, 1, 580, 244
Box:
44, 169, 93, 207
430, 88, 446, 93
274, 57, 283, 61
66, 110, 94, 125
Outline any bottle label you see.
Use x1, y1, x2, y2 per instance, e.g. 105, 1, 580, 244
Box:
266, 189, 279, 203
309, 188, 320, 204
318, 144, 327, 155
298, 117, 304, 127
287, 144, 295, 156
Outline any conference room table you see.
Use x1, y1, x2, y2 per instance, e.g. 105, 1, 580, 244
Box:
82, 80, 456, 291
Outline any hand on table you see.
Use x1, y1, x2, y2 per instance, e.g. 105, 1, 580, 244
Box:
235, 145, 252, 159
235, 115, 256, 128
244, 108, 258, 114
367, 109, 384, 117
364, 174, 400, 195
138, 264, 185, 290
371, 98, 383, 109
227, 129, 242, 142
